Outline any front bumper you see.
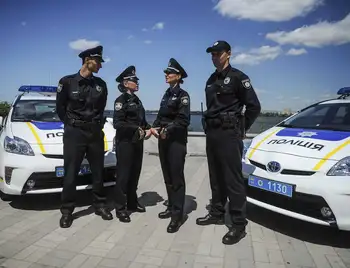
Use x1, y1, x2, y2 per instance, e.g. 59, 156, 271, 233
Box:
242, 159, 350, 231
0, 150, 116, 195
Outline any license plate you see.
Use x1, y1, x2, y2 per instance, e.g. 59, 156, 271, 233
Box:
55, 164, 91, 177
248, 175, 293, 197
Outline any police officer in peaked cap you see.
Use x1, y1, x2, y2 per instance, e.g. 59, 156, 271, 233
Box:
56, 45, 113, 228
196, 40, 261, 244
150, 58, 191, 233
113, 65, 152, 223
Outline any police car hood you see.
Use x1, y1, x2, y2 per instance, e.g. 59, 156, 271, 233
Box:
10, 120, 115, 154
248, 127, 350, 161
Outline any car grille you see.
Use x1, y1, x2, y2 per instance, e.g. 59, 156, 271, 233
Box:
248, 159, 315, 176
22, 167, 116, 192
245, 180, 336, 223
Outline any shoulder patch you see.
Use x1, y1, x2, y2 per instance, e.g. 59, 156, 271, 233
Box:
241, 79, 252, 89
181, 96, 189, 105
57, 83, 63, 93
115, 102, 123, 111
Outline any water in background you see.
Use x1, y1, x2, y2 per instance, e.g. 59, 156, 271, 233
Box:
105, 110, 288, 133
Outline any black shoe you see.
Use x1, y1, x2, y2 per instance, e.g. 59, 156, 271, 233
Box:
167, 219, 182, 233
222, 228, 247, 245
158, 208, 172, 219
116, 211, 131, 223
128, 202, 146, 213
95, 207, 113, 220
60, 214, 73, 228
196, 214, 225, 226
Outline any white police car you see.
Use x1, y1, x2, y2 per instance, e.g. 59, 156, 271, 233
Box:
0, 85, 116, 200
243, 87, 350, 231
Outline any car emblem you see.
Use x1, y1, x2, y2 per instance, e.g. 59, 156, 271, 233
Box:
267, 161, 281, 173
297, 131, 317, 137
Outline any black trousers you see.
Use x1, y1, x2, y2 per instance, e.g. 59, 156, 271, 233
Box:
114, 140, 143, 211
158, 139, 186, 220
61, 125, 107, 215
206, 127, 248, 229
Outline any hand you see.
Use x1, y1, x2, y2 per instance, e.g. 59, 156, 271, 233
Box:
144, 129, 152, 140
138, 127, 145, 140
150, 127, 160, 138
159, 128, 167, 139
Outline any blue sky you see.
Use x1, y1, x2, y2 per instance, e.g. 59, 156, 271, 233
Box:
1, 0, 349, 112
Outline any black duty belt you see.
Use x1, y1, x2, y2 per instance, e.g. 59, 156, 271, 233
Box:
66, 118, 102, 129
205, 112, 240, 129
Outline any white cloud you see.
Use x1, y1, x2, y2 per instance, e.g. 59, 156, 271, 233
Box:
152, 22, 165, 30
266, 13, 350, 47
286, 48, 308, 56
127, 35, 134, 40
21, 21, 26, 26
104, 57, 111, 63
231, 45, 283, 65
213, 0, 323, 22
144, 40, 152, 45
142, 28, 148, 32
69, 39, 100, 51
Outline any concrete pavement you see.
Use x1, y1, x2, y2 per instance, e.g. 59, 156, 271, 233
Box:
0, 137, 349, 268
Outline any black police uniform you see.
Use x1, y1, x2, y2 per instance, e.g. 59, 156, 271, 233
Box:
196, 41, 261, 244
113, 66, 151, 223
153, 58, 191, 233
56, 45, 113, 228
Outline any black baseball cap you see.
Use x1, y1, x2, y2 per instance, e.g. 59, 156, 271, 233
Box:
206, 40, 231, 53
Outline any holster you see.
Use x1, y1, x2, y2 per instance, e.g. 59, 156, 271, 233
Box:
219, 112, 239, 130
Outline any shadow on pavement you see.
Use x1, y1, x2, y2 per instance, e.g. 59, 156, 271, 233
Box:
247, 203, 350, 249
138, 191, 164, 207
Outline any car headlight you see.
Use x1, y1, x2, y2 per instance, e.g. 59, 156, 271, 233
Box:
242, 140, 252, 159
327, 156, 350, 176
4, 136, 35, 156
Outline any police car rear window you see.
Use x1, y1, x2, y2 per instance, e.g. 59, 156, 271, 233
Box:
11, 100, 61, 122
278, 103, 350, 132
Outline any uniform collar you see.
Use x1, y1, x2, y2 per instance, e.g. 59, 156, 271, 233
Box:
215, 64, 231, 78
167, 84, 181, 95
75, 71, 94, 82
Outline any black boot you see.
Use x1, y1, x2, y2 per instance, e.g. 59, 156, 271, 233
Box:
59, 214, 73, 228
128, 201, 146, 213
222, 227, 247, 245
167, 218, 182, 233
196, 213, 225, 226
116, 210, 131, 223
95, 207, 113, 220
158, 208, 172, 219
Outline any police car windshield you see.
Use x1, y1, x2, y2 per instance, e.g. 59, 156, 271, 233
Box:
278, 103, 350, 132
11, 100, 61, 122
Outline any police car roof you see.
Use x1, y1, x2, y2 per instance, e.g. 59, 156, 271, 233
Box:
18, 93, 56, 101
319, 99, 350, 105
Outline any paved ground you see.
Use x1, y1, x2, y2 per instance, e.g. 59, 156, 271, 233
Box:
0, 154, 350, 268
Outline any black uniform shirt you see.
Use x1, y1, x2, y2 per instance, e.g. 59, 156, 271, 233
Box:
204, 64, 261, 131
56, 72, 108, 124
113, 92, 150, 141
152, 85, 190, 142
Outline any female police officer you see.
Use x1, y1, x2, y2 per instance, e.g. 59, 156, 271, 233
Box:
151, 58, 191, 233
113, 66, 152, 223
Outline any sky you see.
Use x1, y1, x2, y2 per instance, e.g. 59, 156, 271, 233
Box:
1, 0, 350, 112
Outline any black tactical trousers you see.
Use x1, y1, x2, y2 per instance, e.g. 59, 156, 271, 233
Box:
61, 124, 107, 215
158, 139, 186, 220
206, 127, 248, 229
114, 140, 143, 211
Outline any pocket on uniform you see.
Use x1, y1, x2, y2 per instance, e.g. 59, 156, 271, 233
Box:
216, 86, 235, 105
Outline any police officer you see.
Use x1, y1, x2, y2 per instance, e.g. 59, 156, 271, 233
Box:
196, 41, 261, 244
56, 45, 113, 228
113, 66, 152, 223
151, 58, 190, 233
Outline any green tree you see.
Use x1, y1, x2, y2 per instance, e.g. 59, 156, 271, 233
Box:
0, 101, 11, 117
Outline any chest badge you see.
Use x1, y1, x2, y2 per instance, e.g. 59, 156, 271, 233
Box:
96, 85, 102, 92
224, 77, 231, 84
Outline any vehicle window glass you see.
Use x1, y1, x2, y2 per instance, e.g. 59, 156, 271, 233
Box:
11, 100, 61, 122
278, 103, 350, 132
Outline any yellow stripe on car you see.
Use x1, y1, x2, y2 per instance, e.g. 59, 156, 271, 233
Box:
103, 129, 108, 151
313, 139, 350, 171
26, 122, 46, 154
247, 128, 281, 159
